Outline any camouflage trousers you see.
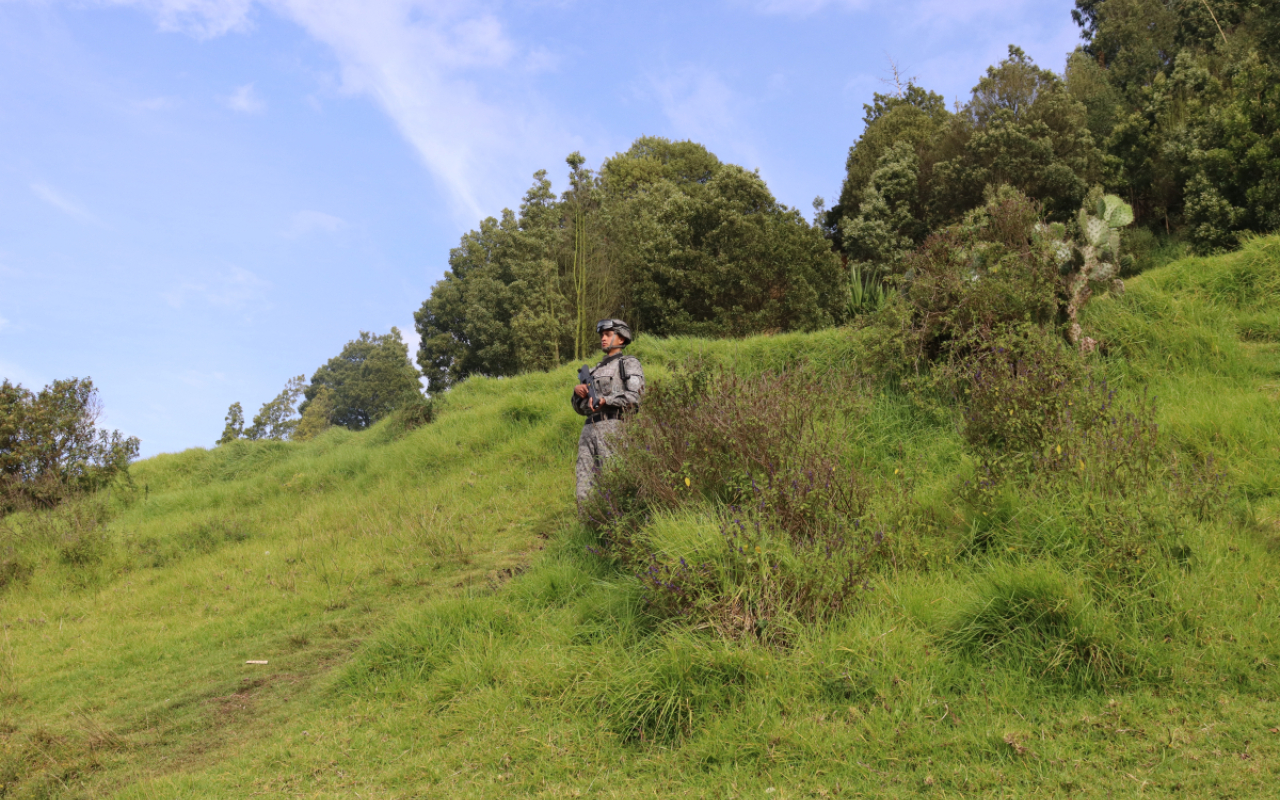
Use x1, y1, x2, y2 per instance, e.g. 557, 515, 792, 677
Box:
576, 419, 623, 508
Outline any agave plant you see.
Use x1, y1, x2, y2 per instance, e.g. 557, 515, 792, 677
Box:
847, 262, 888, 317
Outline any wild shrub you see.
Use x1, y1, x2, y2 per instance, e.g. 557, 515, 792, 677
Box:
880, 187, 1062, 373
952, 326, 1223, 583
585, 361, 886, 642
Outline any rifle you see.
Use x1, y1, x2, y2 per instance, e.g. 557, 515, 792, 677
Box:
578, 365, 602, 410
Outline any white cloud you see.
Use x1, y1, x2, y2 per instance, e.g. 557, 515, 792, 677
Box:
748, 0, 1030, 21
98, 0, 257, 38
93, 0, 578, 221
648, 67, 739, 143
282, 209, 348, 238
30, 182, 103, 226
163, 265, 271, 310
224, 82, 266, 113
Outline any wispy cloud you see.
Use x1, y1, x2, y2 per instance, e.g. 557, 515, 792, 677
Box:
282, 209, 347, 238
96, 0, 578, 221
31, 182, 103, 226
100, 0, 257, 38
649, 67, 738, 141
163, 265, 271, 310
644, 65, 765, 171
748, 0, 1028, 21
224, 82, 266, 113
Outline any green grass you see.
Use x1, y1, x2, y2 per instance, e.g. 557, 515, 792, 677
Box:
2, 237, 1280, 797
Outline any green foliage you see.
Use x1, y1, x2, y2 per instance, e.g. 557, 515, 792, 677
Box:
828, 48, 1105, 274
840, 141, 923, 268
586, 361, 884, 642
846, 262, 888, 317
291, 385, 334, 442
415, 138, 842, 391
876, 187, 1063, 371
217, 401, 244, 445
247, 375, 306, 441
931, 47, 1105, 224
1074, 2, 1280, 249
302, 328, 422, 431
824, 85, 949, 252
0, 377, 139, 512
611, 164, 845, 337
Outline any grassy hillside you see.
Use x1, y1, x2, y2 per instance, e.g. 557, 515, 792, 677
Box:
2, 237, 1279, 798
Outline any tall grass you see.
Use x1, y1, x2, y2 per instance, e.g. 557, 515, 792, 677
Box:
0, 238, 1278, 797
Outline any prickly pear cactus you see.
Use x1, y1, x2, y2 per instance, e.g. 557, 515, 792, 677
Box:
1069, 192, 1133, 347
1040, 189, 1135, 351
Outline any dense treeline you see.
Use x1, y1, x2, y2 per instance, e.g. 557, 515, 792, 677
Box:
828, 0, 1280, 279
413, 138, 842, 393
413, 0, 1278, 390
208, 0, 1280, 435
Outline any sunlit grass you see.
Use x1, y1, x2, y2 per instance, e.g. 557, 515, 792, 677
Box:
2, 238, 1279, 797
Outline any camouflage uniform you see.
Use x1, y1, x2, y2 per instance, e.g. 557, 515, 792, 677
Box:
572, 352, 644, 506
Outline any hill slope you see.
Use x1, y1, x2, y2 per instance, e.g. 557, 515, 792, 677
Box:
2, 237, 1279, 798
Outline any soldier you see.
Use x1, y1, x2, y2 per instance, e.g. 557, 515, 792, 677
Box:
572, 318, 645, 508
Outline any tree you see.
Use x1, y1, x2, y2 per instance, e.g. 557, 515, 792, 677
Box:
217, 402, 245, 445
1072, 1, 1280, 248
416, 138, 842, 390
827, 49, 1104, 277
217, 375, 307, 445
293, 386, 335, 442
245, 376, 306, 441
302, 329, 422, 430
415, 173, 575, 393
1, 378, 140, 511
840, 141, 925, 268
824, 85, 950, 251
929, 47, 1105, 225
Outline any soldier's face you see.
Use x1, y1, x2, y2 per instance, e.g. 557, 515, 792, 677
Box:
600, 330, 624, 351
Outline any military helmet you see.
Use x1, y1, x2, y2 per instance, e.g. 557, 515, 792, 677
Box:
596, 318, 634, 345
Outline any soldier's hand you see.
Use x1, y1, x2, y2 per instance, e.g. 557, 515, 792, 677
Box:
573, 384, 589, 399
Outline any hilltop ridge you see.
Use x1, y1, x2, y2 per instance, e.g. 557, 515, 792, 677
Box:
1, 238, 1279, 797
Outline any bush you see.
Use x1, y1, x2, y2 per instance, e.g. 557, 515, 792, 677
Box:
953, 327, 1223, 581
585, 361, 886, 643
875, 187, 1062, 373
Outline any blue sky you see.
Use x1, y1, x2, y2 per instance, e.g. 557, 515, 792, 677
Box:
1, 0, 1083, 457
